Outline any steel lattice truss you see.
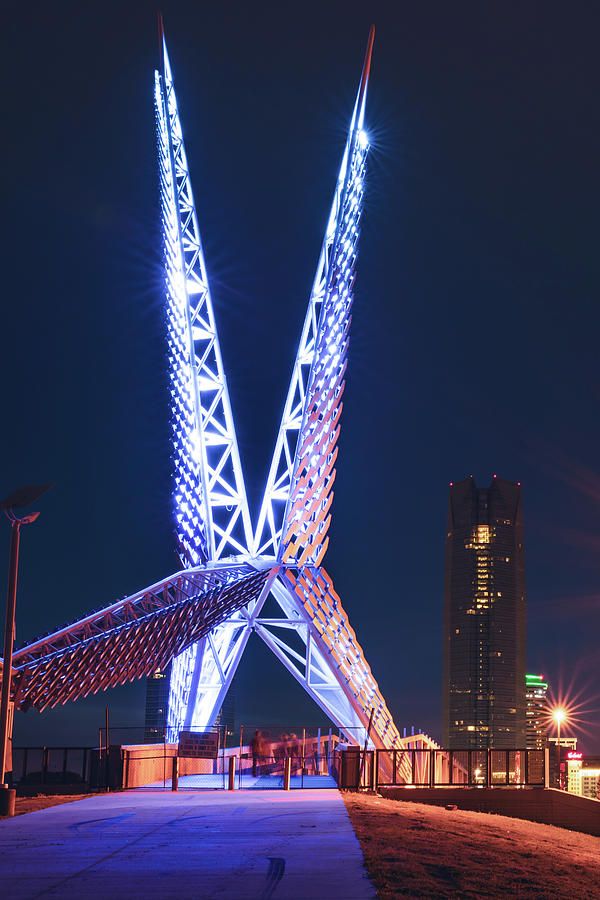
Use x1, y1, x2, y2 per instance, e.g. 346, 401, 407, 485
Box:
1, 27, 416, 752
155, 43, 252, 566
154, 26, 405, 750
8, 565, 271, 712
253, 81, 366, 563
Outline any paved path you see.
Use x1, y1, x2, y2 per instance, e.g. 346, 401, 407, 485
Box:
0, 789, 375, 899
143, 773, 339, 790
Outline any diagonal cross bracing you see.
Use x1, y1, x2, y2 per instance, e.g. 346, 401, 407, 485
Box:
9, 565, 272, 712
155, 37, 253, 566
252, 98, 369, 563
156, 27, 408, 750
278, 568, 401, 748
1, 28, 419, 754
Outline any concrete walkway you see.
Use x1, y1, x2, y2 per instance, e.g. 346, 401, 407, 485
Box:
143, 772, 339, 790
0, 789, 375, 899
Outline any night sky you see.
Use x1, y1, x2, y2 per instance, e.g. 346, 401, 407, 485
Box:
3, 2, 600, 751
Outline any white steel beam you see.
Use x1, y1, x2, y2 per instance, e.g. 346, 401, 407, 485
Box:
155, 36, 253, 566
253, 30, 374, 563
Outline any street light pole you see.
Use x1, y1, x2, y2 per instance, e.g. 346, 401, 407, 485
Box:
552, 707, 567, 790
0, 483, 53, 815
0, 517, 21, 785
556, 716, 561, 789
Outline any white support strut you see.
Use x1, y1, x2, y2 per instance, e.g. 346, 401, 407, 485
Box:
156, 27, 406, 751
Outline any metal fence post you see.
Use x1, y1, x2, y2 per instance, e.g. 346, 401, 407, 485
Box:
105, 708, 110, 790
283, 756, 291, 791
317, 727, 321, 774
171, 755, 179, 791
228, 755, 236, 791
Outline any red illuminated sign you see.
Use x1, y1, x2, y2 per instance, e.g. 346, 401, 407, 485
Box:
567, 751, 583, 760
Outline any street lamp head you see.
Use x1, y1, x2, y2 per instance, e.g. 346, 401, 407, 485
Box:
0, 484, 54, 511
18, 512, 40, 525
553, 708, 567, 725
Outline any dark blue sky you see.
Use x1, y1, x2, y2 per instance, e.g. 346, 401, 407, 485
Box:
3, 1, 600, 750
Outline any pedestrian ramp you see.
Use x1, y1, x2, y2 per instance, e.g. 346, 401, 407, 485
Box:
137, 771, 338, 790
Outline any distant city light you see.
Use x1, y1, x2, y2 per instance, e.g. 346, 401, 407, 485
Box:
553, 707, 567, 725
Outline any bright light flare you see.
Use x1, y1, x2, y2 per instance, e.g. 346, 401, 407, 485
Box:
543, 673, 600, 747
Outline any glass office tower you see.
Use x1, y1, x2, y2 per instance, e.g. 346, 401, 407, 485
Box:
525, 673, 548, 750
443, 476, 527, 748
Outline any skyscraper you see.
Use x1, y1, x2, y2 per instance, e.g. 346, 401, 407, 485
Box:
525, 673, 548, 750
144, 664, 171, 742
442, 476, 527, 749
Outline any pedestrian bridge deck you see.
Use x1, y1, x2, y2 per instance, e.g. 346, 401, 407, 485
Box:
0, 788, 374, 899
141, 772, 339, 790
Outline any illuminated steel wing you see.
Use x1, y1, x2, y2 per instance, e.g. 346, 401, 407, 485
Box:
249, 565, 403, 753
7, 29, 411, 755
9, 565, 272, 712
154, 31, 271, 735
244, 28, 405, 751
253, 28, 374, 564
155, 34, 252, 565
159, 27, 402, 747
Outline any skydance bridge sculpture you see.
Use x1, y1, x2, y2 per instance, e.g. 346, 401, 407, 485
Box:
5, 26, 409, 751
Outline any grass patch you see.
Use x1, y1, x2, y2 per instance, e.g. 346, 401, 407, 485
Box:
2, 794, 96, 819
344, 792, 600, 898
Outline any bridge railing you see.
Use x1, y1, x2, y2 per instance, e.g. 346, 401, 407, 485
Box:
121, 732, 340, 790
339, 748, 550, 791
10, 746, 92, 791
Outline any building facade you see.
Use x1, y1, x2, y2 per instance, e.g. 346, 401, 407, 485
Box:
443, 476, 527, 749
525, 673, 548, 749
144, 664, 171, 742
144, 665, 236, 742
565, 752, 600, 799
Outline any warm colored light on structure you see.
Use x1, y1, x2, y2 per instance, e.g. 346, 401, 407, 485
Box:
148, 24, 412, 751
6, 27, 430, 763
